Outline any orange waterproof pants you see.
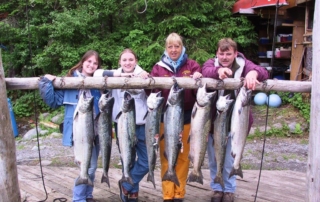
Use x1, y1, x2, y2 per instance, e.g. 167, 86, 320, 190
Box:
159, 123, 190, 200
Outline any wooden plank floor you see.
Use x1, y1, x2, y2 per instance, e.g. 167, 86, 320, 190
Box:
18, 165, 306, 202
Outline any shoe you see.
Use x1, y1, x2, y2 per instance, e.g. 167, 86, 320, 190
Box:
118, 180, 129, 202
211, 191, 223, 202
222, 192, 234, 202
163, 200, 173, 202
86, 198, 99, 202
173, 199, 184, 202
128, 192, 138, 202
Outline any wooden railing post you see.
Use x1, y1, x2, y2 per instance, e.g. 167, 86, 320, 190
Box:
307, 0, 320, 201
0, 50, 21, 202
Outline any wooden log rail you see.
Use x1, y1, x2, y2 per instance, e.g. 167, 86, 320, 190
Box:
5, 77, 312, 92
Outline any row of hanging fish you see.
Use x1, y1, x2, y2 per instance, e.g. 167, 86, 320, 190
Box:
212, 87, 252, 188
72, 83, 252, 189
73, 91, 114, 188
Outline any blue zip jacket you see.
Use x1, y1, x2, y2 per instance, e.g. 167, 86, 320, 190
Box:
38, 72, 102, 146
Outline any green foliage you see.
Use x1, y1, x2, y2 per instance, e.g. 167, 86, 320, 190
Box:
12, 91, 51, 117
0, 0, 258, 76
249, 124, 291, 139
278, 92, 310, 123
292, 123, 303, 134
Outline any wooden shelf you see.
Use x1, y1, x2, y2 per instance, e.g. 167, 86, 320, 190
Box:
281, 23, 295, 27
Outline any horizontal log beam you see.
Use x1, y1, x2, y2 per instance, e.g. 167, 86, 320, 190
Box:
5, 77, 311, 93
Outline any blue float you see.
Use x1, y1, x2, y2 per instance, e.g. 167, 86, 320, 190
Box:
266, 94, 282, 108
254, 92, 267, 105
7, 98, 19, 137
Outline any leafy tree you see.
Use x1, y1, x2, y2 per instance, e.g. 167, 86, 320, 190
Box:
1, 0, 257, 74
0, 0, 258, 117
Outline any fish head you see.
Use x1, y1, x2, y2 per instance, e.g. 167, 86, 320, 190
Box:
167, 83, 184, 105
147, 92, 165, 110
77, 92, 94, 113
121, 91, 135, 112
216, 94, 233, 112
196, 83, 216, 107
98, 92, 115, 112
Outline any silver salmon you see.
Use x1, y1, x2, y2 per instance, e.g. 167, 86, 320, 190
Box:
188, 83, 216, 185
162, 83, 184, 187
73, 91, 94, 186
229, 87, 252, 178
213, 93, 234, 188
97, 92, 114, 187
145, 91, 164, 188
116, 91, 137, 185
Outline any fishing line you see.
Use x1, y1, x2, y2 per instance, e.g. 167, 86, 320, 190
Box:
25, 1, 49, 201
253, 90, 270, 202
253, 1, 281, 200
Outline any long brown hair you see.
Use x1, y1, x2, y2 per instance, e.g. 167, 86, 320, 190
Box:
67, 50, 102, 76
118, 48, 138, 66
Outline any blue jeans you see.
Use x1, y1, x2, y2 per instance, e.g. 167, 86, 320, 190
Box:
207, 133, 236, 193
115, 124, 149, 193
73, 142, 100, 202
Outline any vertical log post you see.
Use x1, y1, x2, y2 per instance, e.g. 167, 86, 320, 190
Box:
307, 0, 320, 201
0, 50, 21, 201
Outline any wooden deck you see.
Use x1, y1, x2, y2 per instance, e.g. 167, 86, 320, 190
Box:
18, 165, 306, 202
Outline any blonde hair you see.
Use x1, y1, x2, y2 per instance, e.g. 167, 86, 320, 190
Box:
165, 32, 184, 47
118, 48, 138, 66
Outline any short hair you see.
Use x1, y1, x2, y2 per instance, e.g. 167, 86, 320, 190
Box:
165, 32, 184, 47
217, 38, 237, 52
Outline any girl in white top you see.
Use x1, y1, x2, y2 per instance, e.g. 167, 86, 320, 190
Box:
97, 48, 149, 202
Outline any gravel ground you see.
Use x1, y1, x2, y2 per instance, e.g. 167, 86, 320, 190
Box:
15, 129, 308, 173
15, 104, 309, 173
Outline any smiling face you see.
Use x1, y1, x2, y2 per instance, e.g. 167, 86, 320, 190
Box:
216, 38, 238, 68
216, 47, 237, 68
165, 33, 184, 61
166, 42, 182, 61
81, 55, 99, 76
119, 52, 137, 73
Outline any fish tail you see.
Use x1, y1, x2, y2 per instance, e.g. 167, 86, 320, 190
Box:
214, 175, 225, 188
101, 173, 110, 188
162, 169, 180, 187
147, 171, 156, 189
229, 164, 243, 179
75, 176, 93, 186
121, 175, 134, 186
187, 170, 203, 185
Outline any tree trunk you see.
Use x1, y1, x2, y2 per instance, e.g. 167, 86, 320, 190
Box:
307, 0, 320, 200
0, 51, 21, 202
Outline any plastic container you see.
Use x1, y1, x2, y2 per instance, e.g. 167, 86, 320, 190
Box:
279, 50, 291, 58
259, 37, 270, 44
7, 98, 19, 137
275, 48, 280, 58
267, 51, 273, 58
259, 62, 269, 67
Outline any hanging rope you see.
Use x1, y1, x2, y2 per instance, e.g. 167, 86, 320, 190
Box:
137, 0, 147, 14
25, 1, 50, 201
